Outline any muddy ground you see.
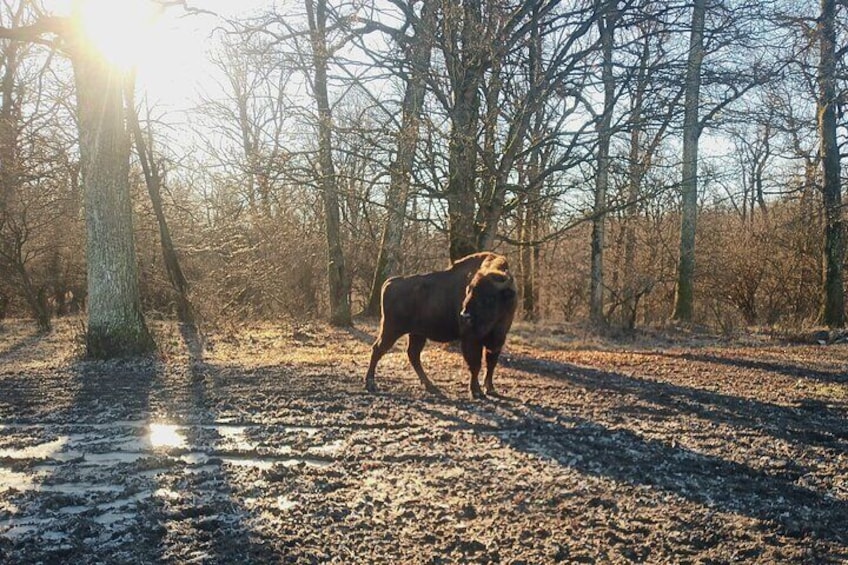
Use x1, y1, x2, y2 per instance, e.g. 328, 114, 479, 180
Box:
0, 318, 846, 564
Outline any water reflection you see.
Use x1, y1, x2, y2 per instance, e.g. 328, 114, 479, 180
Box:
148, 423, 186, 449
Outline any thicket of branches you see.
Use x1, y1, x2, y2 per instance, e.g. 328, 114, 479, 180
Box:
0, 0, 845, 346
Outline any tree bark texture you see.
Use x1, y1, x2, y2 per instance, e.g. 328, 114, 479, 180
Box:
589, 0, 616, 328
365, 1, 434, 316
307, 0, 352, 327
445, 0, 484, 261
818, 0, 845, 327
72, 45, 153, 357
672, 0, 705, 323
125, 85, 194, 326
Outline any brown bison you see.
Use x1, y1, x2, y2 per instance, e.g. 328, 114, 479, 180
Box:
365, 252, 517, 398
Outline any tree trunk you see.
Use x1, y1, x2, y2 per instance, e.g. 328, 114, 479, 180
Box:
307, 0, 351, 327
818, 0, 845, 327
0, 38, 19, 322
445, 0, 483, 262
623, 38, 647, 329
672, 0, 706, 323
589, 0, 616, 328
125, 84, 194, 326
365, 1, 434, 316
71, 44, 154, 357
0, 36, 18, 210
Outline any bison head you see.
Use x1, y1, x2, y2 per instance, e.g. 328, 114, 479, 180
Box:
459, 269, 517, 337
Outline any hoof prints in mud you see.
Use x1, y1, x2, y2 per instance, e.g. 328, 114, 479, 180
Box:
0, 419, 338, 550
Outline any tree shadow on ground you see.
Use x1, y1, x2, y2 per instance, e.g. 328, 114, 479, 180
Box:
0, 326, 279, 564
0, 329, 46, 364
499, 353, 848, 448
145, 322, 285, 563
414, 390, 848, 546
646, 350, 848, 385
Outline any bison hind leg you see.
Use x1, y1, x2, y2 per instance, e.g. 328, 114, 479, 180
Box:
407, 334, 440, 394
365, 330, 402, 393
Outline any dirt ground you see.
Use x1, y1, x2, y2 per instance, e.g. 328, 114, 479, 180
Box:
0, 318, 846, 564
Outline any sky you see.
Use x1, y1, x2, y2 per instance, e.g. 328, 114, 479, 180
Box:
43, 0, 271, 115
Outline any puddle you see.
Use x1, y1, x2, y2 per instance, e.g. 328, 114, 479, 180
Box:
93, 510, 132, 526
148, 423, 187, 449
221, 457, 276, 470
155, 488, 181, 500
0, 517, 55, 539
96, 492, 150, 511
41, 483, 124, 495
0, 420, 338, 503
57, 505, 89, 515
0, 437, 70, 460
277, 496, 297, 511
307, 439, 345, 456
0, 467, 39, 492
84, 451, 149, 465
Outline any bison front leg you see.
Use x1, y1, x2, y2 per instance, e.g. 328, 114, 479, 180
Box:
483, 348, 501, 396
407, 334, 439, 394
461, 338, 484, 399
365, 331, 400, 393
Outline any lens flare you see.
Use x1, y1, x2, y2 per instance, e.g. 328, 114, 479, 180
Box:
74, 0, 159, 69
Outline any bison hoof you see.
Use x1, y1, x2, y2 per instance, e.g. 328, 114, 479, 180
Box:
424, 383, 441, 395
485, 387, 499, 397
365, 380, 378, 393
469, 388, 485, 399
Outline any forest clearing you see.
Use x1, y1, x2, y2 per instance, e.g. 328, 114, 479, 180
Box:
2, 0, 848, 562
1, 319, 846, 563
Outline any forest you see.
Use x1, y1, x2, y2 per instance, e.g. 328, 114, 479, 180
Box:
0, 0, 843, 354
1, 1, 847, 563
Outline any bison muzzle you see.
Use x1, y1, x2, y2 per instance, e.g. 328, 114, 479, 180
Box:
365, 252, 517, 398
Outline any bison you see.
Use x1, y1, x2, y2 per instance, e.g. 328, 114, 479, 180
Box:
365, 252, 517, 398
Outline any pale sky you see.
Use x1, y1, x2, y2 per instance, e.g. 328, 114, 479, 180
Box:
43, 0, 272, 114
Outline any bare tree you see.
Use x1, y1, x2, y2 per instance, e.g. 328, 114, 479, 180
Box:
306, 0, 351, 326
817, 0, 844, 327
365, 0, 435, 317
671, 0, 706, 323
0, 3, 154, 355
125, 82, 194, 326
588, 0, 616, 328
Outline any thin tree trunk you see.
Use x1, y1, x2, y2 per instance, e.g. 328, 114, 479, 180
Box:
520, 182, 540, 322
623, 38, 647, 329
71, 41, 153, 357
307, 0, 351, 326
365, 1, 434, 316
125, 83, 194, 326
589, 0, 616, 328
818, 0, 845, 327
672, 0, 706, 323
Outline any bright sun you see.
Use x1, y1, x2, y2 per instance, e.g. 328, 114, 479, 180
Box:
73, 0, 160, 69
